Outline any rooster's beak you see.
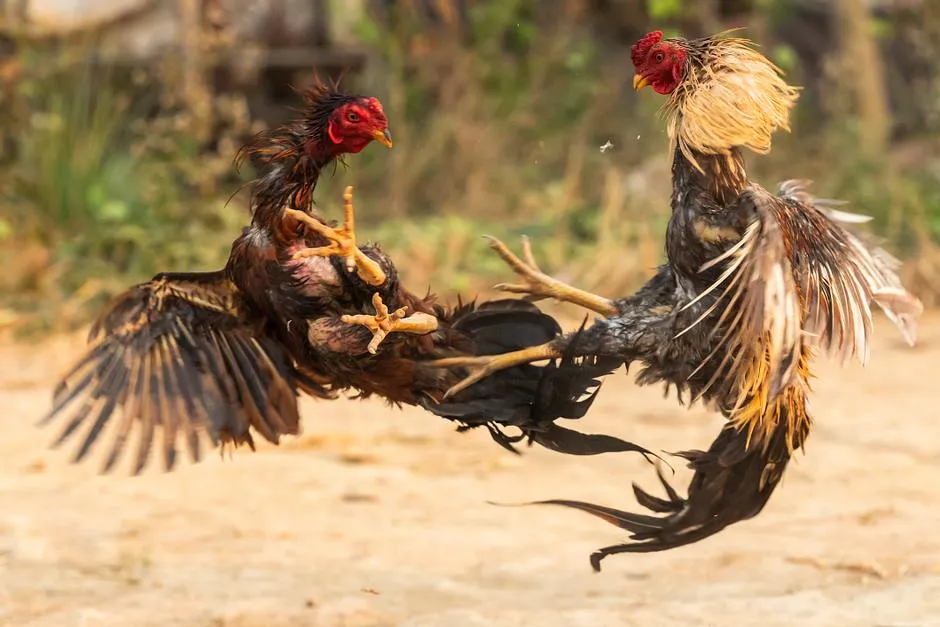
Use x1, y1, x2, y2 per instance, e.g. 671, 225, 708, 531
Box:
632, 74, 651, 91
373, 128, 393, 149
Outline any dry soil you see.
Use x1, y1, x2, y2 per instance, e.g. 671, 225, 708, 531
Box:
1, 316, 939, 627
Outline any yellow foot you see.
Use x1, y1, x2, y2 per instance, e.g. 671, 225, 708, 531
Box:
428, 341, 562, 399
342, 293, 439, 355
485, 235, 618, 317
287, 186, 387, 286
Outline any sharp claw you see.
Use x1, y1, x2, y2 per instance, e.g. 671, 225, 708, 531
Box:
494, 283, 529, 293
367, 330, 387, 354
288, 187, 387, 286
520, 235, 541, 271
442, 378, 474, 400
342, 293, 438, 354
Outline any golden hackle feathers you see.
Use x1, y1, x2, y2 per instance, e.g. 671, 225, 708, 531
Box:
660, 31, 918, 448
665, 33, 801, 171
726, 348, 812, 454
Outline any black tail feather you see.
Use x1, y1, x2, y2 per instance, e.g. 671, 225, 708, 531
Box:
423, 304, 655, 459
525, 418, 808, 571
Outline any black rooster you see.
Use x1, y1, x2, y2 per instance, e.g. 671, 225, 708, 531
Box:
429, 31, 923, 569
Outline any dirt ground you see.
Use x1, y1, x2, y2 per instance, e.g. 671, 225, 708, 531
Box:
1, 314, 940, 627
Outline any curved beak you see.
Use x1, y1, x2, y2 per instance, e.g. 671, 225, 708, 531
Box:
632, 74, 651, 91
372, 128, 393, 149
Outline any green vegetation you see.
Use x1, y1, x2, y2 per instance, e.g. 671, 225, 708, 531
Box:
1, 0, 938, 338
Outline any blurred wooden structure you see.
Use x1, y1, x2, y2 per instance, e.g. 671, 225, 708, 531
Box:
0, 0, 477, 120
0, 0, 373, 87
0, 0, 379, 133
0, 0, 936, 143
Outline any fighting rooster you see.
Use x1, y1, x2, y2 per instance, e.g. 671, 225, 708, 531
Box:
38, 82, 398, 473
41, 83, 632, 475
429, 30, 923, 568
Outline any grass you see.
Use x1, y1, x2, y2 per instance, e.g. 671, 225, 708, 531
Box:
0, 42, 254, 334
1, 7, 939, 338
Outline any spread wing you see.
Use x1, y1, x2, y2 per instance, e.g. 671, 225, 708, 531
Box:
678, 181, 922, 426
775, 179, 923, 349
40, 270, 326, 474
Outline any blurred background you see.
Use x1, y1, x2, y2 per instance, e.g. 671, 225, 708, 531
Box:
0, 0, 938, 338
3, 5, 940, 624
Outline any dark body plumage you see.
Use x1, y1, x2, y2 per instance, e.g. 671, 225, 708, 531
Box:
473, 144, 915, 570
530, 148, 806, 565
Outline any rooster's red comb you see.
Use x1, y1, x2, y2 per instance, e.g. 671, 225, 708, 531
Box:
631, 30, 663, 67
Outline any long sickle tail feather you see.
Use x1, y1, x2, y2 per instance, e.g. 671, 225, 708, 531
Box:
490, 405, 808, 571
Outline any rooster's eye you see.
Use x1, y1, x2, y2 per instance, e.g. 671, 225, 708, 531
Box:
655, 52, 665, 63
347, 111, 360, 122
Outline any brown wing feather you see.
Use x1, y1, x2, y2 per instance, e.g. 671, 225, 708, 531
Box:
775, 179, 923, 349
40, 270, 311, 474
678, 181, 922, 446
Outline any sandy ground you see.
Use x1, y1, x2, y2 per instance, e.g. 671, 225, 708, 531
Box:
1, 315, 940, 627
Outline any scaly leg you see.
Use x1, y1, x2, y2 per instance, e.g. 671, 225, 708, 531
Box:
287, 186, 387, 286
342, 293, 439, 355
429, 341, 563, 399
486, 236, 618, 317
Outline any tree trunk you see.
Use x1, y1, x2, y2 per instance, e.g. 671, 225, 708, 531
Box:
834, 0, 890, 159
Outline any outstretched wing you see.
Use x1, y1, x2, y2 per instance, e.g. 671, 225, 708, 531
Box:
775, 179, 922, 349
678, 181, 922, 438
40, 270, 323, 474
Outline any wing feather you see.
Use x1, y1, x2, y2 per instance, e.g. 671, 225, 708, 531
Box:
684, 181, 922, 432
40, 270, 311, 474
679, 206, 801, 420
774, 180, 923, 353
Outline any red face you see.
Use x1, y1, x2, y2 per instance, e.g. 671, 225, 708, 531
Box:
326, 97, 392, 155
630, 31, 687, 95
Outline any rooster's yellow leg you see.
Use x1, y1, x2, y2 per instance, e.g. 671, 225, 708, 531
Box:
287, 186, 387, 286
342, 293, 439, 354
429, 342, 562, 399
486, 236, 618, 317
